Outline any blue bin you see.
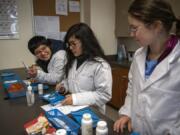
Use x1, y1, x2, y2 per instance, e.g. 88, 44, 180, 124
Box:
1, 72, 26, 98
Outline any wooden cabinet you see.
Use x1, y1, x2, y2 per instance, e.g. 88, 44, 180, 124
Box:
170, 0, 180, 17
109, 67, 129, 109
115, 0, 131, 37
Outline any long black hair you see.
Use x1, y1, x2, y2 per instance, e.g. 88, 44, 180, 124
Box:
64, 23, 107, 76
128, 0, 180, 37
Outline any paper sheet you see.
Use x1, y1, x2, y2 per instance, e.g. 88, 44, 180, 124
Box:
34, 16, 60, 40
34, 16, 59, 33
41, 104, 88, 115
69, 1, 80, 12
56, 0, 68, 15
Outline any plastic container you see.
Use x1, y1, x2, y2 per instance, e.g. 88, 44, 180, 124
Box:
96, 121, 108, 135
1, 72, 26, 98
81, 113, 93, 135
26, 85, 35, 106
117, 44, 127, 61
70, 107, 99, 128
42, 92, 65, 106
38, 83, 43, 95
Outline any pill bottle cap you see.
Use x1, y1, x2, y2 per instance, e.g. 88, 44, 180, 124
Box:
97, 121, 107, 129
82, 113, 92, 120
38, 84, 43, 89
56, 129, 67, 135
27, 85, 32, 91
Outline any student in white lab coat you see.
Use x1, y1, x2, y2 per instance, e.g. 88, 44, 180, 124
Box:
114, 0, 180, 134
56, 23, 112, 114
27, 36, 67, 84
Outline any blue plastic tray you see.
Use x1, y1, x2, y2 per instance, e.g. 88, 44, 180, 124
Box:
1, 72, 26, 98
46, 109, 80, 135
42, 92, 65, 106
3, 80, 26, 98
70, 107, 100, 128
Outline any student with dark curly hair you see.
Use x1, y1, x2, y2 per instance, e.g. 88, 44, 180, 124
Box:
27, 36, 67, 84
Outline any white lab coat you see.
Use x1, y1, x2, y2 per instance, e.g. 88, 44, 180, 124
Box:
36, 50, 67, 84
62, 57, 112, 114
119, 40, 180, 135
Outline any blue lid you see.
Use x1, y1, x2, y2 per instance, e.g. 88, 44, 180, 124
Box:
131, 131, 140, 135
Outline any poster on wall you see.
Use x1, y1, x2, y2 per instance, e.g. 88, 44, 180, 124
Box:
34, 16, 61, 40
56, 0, 68, 16
0, 0, 19, 39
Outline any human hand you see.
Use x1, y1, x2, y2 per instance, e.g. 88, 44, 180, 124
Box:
61, 95, 73, 105
27, 65, 37, 78
113, 115, 132, 133
55, 83, 65, 94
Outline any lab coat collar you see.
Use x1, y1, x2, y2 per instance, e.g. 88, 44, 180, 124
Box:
136, 40, 180, 91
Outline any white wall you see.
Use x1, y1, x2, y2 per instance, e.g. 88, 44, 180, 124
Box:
0, 0, 116, 70
0, 0, 34, 70
90, 0, 116, 55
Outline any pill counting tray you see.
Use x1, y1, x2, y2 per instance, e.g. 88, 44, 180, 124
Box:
46, 109, 80, 135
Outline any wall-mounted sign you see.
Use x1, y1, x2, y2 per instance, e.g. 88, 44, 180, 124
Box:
0, 0, 19, 39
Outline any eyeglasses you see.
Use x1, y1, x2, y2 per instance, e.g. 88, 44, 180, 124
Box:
66, 39, 81, 48
34, 46, 48, 56
129, 25, 141, 34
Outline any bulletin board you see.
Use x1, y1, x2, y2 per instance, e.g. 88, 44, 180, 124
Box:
33, 0, 80, 32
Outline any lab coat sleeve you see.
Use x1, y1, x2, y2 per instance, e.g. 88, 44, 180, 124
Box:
118, 61, 134, 117
35, 51, 67, 84
72, 62, 112, 107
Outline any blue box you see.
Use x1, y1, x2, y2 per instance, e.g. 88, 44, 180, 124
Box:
1, 72, 26, 98
45, 109, 80, 135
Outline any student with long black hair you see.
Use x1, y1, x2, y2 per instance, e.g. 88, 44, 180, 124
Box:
56, 23, 112, 114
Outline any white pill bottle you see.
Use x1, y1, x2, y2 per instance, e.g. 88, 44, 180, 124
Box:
38, 83, 43, 95
81, 113, 93, 135
26, 84, 35, 106
96, 120, 108, 135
